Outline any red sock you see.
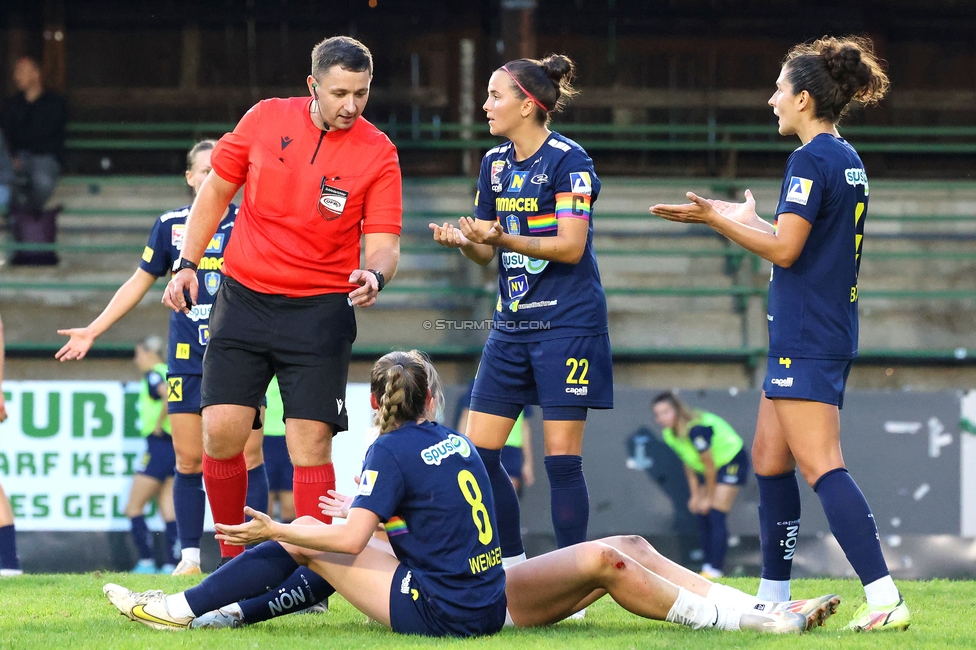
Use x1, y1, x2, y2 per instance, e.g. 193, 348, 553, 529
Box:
203, 452, 248, 558
293, 463, 336, 524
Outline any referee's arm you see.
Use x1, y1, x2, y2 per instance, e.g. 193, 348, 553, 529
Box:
181, 172, 240, 265
163, 172, 241, 312
349, 232, 400, 308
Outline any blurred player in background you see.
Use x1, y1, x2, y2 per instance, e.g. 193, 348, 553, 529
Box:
126, 335, 179, 574
652, 391, 748, 579
55, 140, 268, 574
431, 54, 611, 572
651, 36, 907, 631
161, 36, 401, 570
263, 376, 295, 523
0, 314, 22, 577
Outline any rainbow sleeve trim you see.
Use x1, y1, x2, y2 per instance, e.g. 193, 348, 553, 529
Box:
384, 516, 409, 536
527, 212, 557, 233
555, 192, 591, 221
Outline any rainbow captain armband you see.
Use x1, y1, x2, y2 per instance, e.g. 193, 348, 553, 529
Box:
555, 192, 592, 221
527, 212, 557, 233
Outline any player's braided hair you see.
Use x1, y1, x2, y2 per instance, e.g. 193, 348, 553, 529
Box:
371, 351, 429, 435
501, 53, 579, 125
783, 35, 889, 124
186, 139, 217, 172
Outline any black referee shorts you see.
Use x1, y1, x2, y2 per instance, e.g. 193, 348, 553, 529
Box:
201, 277, 357, 433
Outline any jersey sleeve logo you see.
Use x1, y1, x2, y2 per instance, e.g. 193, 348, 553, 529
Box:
785, 176, 813, 206
569, 172, 592, 196
358, 469, 378, 496
142, 246, 154, 263
175, 343, 190, 359
490, 160, 506, 192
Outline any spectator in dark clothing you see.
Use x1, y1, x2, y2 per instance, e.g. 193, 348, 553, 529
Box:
1, 56, 67, 264
1, 56, 67, 212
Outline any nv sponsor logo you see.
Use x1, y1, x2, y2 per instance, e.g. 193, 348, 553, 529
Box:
421, 434, 471, 466
770, 377, 793, 388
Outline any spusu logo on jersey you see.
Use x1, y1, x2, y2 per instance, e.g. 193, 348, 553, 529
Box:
421, 434, 471, 466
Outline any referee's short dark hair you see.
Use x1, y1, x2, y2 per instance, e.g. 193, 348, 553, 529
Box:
312, 36, 373, 77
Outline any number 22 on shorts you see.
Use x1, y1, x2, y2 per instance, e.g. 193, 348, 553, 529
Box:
565, 357, 589, 385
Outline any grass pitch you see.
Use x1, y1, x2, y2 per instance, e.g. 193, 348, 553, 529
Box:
1, 574, 973, 649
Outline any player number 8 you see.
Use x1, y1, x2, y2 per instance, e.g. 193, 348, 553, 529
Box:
457, 470, 494, 545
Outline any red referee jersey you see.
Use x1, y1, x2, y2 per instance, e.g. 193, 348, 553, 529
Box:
211, 97, 402, 297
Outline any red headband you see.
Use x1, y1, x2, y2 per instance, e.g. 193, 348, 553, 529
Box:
502, 65, 548, 113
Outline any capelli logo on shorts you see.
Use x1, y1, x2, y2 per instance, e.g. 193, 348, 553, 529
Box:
421, 434, 471, 466
770, 377, 794, 388
565, 386, 588, 396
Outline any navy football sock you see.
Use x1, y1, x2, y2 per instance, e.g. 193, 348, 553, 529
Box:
130, 515, 154, 561
239, 567, 336, 623
246, 464, 270, 518
694, 514, 712, 566
707, 509, 729, 571
545, 455, 589, 548
814, 468, 889, 585
173, 471, 206, 550
476, 446, 524, 558
756, 471, 801, 581
0, 524, 21, 570
164, 521, 180, 565
184, 541, 299, 616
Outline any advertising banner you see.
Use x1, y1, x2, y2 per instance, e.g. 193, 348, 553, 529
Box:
0, 381, 372, 532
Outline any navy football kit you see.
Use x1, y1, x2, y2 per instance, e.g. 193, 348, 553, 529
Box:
763, 134, 868, 406
139, 204, 238, 413
470, 132, 613, 420
352, 421, 507, 637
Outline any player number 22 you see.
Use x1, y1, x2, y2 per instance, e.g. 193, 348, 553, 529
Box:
565, 358, 589, 385
458, 470, 494, 545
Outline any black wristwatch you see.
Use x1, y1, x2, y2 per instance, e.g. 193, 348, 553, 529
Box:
367, 269, 386, 291
173, 257, 198, 273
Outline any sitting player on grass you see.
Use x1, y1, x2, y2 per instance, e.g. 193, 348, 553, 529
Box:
104, 352, 840, 636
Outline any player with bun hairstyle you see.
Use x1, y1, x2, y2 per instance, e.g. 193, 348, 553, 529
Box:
104, 352, 842, 636
431, 54, 612, 574
651, 37, 908, 631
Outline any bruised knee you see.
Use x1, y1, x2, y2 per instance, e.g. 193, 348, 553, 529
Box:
578, 542, 629, 578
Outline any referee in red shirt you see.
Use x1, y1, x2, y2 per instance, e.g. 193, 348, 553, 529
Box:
163, 36, 401, 560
